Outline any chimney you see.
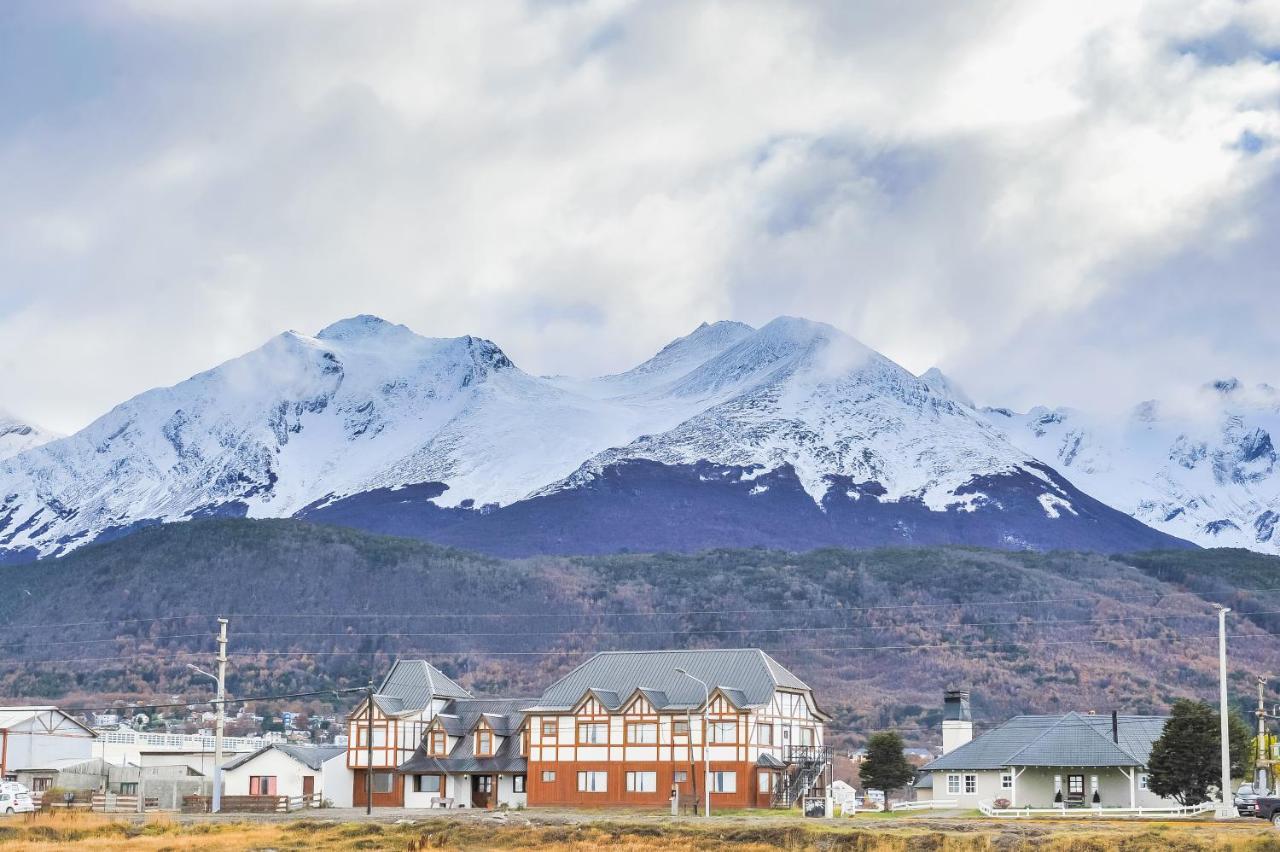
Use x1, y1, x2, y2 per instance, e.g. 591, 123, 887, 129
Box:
942, 690, 973, 755
1112, 711, 1118, 744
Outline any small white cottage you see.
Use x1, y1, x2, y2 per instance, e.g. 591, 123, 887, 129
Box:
221, 744, 351, 807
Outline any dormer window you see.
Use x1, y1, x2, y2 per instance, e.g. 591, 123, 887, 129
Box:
429, 729, 447, 756
475, 725, 493, 756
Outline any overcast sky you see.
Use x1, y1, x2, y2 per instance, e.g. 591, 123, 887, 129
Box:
2, 0, 1278, 434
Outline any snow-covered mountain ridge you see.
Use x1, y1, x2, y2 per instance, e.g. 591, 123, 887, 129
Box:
977, 378, 1280, 554
0, 315, 1189, 562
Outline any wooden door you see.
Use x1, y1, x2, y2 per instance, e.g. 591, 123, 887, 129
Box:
472, 775, 493, 809
302, 776, 315, 796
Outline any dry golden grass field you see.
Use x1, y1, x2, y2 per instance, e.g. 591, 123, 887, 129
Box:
3, 810, 1280, 851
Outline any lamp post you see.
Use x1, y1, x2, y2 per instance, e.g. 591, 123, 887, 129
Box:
676, 668, 711, 819
188, 663, 224, 814
1217, 606, 1236, 819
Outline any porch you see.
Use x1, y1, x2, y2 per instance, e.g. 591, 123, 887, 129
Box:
1000, 766, 1159, 810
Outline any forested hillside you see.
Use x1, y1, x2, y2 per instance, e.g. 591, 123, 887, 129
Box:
2, 519, 1278, 747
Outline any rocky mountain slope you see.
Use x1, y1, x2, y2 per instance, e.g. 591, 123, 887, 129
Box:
979, 378, 1280, 554
0, 315, 1189, 563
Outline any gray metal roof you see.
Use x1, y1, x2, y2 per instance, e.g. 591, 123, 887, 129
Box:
400, 697, 533, 775
223, 744, 345, 772
923, 713, 1169, 772
376, 660, 471, 713
529, 649, 812, 712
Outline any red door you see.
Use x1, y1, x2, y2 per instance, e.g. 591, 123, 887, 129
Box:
302, 776, 315, 797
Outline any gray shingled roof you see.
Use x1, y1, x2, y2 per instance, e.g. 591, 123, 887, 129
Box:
376, 660, 471, 714
923, 713, 1169, 772
528, 649, 813, 712
399, 697, 533, 775
223, 744, 345, 772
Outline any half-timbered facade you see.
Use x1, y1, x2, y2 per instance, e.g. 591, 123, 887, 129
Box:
521, 649, 831, 809
398, 697, 532, 809
345, 660, 471, 807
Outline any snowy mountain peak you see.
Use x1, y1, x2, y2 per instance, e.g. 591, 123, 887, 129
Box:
919, 367, 974, 408
315, 314, 412, 342
0, 410, 59, 461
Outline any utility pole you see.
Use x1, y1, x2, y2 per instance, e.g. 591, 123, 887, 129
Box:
1258, 676, 1271, 792
1217, 606, 1236, 819
215, 617, 227, 815
365, 680, 375, 815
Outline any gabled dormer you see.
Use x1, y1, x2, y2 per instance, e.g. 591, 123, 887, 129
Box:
425, 717, 451, 757
474, 717, 496, 757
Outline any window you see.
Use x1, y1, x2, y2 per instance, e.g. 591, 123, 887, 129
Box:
674, 770, 688, 783
1139, 774, 1149, 790
708, 721, 736, 743
1067, 776, 1084, 795
712, 771, 736, 793
757, 723, 773, 746
357, 727, 387, 747
758, 770, 774, 793
577, 771, 607, 792
946, 774, 961, 795
30, 777, 53, 792
798, 727, 815, 746
626, 722, 657, 744
578, 722, 608, 744
118, 783, 138, 795
414, 775, 442, 794
372, 772, 395, 794
430, 730, 447, 755
542, 719, 557, 737
964, 774, 976, 794
541, 770, 556, 783
673, 719, 690, 737
249, 776, 277, 796
514, 775, 526, 793
1001, 772, 1013, 790
626, 771, 657, 792
476, 729, 493, 755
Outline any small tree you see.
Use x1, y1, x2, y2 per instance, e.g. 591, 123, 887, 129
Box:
1147, 699, 1251, 806
860, 731, 917, 812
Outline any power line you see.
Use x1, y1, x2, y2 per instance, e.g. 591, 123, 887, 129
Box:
7, 626, 1279, 668
6, 607, 1280, 656
9, 584, 1280, 635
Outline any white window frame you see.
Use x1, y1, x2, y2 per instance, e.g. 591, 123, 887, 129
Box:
712, 771, 737, 793
946, 774, 961, 795
709, 721, 737, 743
964, 774, 976, 794
1000, 772, 1013, 790
541, 770, 556, 783
1139, 773, 1149, 790
578, 722, 608, 744
626, 722, 658, 744
577, 770, 607, 792
625, 771, 657, 792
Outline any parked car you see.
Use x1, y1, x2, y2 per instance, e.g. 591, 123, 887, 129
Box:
1253, 791, 1280, 826
0, 789, 35, 815
1236, 782, 1266, 817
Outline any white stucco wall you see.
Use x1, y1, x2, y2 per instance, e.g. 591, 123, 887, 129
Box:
932, 767, 1177, 809
402, 773, 527, 809
222, 750, 324, 799
321, 757, 353, 807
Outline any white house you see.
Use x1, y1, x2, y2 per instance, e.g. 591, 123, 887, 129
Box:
399, 697, 531, 809
222, 744, 351, 807
0, 707, 97, 790
917, 693, 1180, 810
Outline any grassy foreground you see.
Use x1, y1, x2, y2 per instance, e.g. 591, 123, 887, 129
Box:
3, 812, 1280, 851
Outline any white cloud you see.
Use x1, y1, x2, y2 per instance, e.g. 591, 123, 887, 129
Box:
0, 0, 1278, 432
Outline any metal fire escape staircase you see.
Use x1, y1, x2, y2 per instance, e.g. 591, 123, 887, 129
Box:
772, 745, 833, 808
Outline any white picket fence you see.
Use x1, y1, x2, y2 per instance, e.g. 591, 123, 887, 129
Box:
977, 799, 1218, 818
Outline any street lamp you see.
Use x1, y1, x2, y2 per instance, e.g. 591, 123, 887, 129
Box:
676, 668, 711, 819
188, 663, 224, 814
